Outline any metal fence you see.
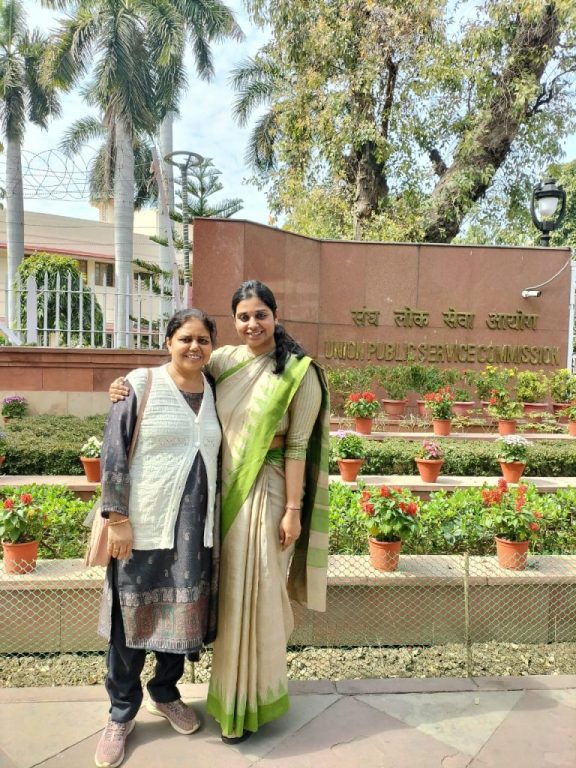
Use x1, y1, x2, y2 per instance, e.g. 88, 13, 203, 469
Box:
2, 274, 177, 349
1, 549, 575, 687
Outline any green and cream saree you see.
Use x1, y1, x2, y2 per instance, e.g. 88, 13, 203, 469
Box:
206, 345, 329, 737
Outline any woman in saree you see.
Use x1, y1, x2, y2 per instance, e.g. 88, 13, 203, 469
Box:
110, 280, 330, 744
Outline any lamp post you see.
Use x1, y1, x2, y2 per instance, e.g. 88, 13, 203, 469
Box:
163, 151, 204, 306
530, 177, 567, 246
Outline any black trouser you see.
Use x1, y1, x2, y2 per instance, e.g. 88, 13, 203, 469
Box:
105, 565, 185, 722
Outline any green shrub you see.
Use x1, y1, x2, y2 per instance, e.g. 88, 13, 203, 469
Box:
1, 415, 106, 475
0, 484, 96, 559
329, 481, 576, 557
329, 437, 576, 478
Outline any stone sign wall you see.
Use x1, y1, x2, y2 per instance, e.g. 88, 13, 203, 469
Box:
192, 219, 574, 370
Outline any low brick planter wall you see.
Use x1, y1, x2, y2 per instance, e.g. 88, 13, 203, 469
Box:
1, 555, 575, 653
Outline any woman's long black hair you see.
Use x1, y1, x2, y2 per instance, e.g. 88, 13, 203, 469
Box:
231, 280, 306, 374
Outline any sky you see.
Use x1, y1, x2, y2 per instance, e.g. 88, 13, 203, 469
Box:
15, 0, 270, 226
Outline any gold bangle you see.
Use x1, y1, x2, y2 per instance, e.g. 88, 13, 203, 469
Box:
108, 517, 130, 526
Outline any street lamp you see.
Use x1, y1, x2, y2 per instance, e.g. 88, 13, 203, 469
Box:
530, 177, 567, 246
163, 151, 204, 306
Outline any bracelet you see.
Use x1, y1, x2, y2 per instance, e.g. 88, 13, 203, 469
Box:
108, 517, 130, 526
285, 505, 301, 512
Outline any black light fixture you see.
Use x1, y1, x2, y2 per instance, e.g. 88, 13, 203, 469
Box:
530, 177, 567, 246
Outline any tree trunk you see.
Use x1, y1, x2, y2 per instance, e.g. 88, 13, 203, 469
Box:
157, 113, 177, 308
423, 4, 560, 243
113, 119, 134, 348
352, 141, 388, 240
5, 136, 24, 328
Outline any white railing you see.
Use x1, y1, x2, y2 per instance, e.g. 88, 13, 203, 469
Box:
2, 274, 177, 349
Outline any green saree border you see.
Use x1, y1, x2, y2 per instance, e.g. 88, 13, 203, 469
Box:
220, 354, 312, 539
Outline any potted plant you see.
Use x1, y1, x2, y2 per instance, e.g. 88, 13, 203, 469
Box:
0, 492, 45, 573
80, 435, 103, 482
486, 387, 523, 434
1, 394, 28, 422
442, 369, 475, 415
495, 435, 531, 483
375, 365, 411, 417
344, 391, 380, 434
423, 386, 454, 435
565, 402, 576, 436
414, 439, 444, 483
515, 370, 549, 414
480, 479, 542, 570
475, 366, 516, 411
410, 365, 443, 416
0, 431, 6, 468
359, 484, 420, 571
332, 430, 367, 482
550, 369, 576, 417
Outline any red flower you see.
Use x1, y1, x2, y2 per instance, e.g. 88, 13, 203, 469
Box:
363, 503, 375, 516
349, 393, 361, 403
497, 478, 508, 491
363, 392, 375, 402
3, 498, 14, 509
533, 511, 542, 519
407, 502, 418, 516
361, 489, 372, 501
379, 486, 391, 497
20, 493, 33, 505
529, 522, 539, 532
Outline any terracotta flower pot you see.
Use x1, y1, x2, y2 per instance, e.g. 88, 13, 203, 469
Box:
497, 419, 516, 436
368, 537, 401, 572
337, 458, 364, 482
354, 417, 373, 435
416, 400, 427, 417
415, 458, 444, 483
552, 403, 569, 421
2, 539, 39, 574
381, 399, 407, 418
495, 536, 529, 571
498, 460, 526, 484
452, 401, 475, 417
522, 402, 548, 416
568, 421, 576, 437
80, 456, 101, 483
432, 419, 451, 436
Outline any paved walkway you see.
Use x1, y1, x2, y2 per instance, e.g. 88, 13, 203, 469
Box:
2, 676, 575, 767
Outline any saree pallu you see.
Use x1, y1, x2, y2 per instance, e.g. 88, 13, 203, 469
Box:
206, 350, 329, 737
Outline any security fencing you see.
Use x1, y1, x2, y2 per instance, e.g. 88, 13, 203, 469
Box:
2, 273, 177, 349
1, 550, 575, 687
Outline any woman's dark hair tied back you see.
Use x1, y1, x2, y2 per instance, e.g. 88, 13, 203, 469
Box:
165, 308, 217, 345
231, 280, 306, 374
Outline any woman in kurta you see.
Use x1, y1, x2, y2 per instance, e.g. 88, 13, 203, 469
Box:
95, 308, 221, 768
109, 280, 330, 744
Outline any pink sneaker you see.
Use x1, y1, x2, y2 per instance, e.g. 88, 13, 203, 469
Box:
146, 698, 200, 734
94, 718, 135, 768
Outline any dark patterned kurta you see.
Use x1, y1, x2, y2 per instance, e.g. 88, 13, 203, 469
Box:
97, 386, 219, 653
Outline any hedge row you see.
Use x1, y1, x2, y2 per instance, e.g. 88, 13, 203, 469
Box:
329, 437, 576, 477
1, 415, 106, 475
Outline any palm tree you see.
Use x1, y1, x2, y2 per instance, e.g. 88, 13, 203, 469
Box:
60, 115, 158, 216
47, 0, 185, 346
0, 0, 61, 326
156, 0, 242, 273
230, 52, 281, 172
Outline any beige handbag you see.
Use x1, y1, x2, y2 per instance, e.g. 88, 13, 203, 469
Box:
85, 371, 152, 566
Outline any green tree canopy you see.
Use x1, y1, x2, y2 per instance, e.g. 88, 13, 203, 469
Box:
237, 0, 576, 243
16, 253, 105, 345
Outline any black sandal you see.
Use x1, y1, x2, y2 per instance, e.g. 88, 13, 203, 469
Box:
221, 731, 252, 744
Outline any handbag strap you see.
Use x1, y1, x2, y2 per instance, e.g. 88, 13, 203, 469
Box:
127, 369, 152, 465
